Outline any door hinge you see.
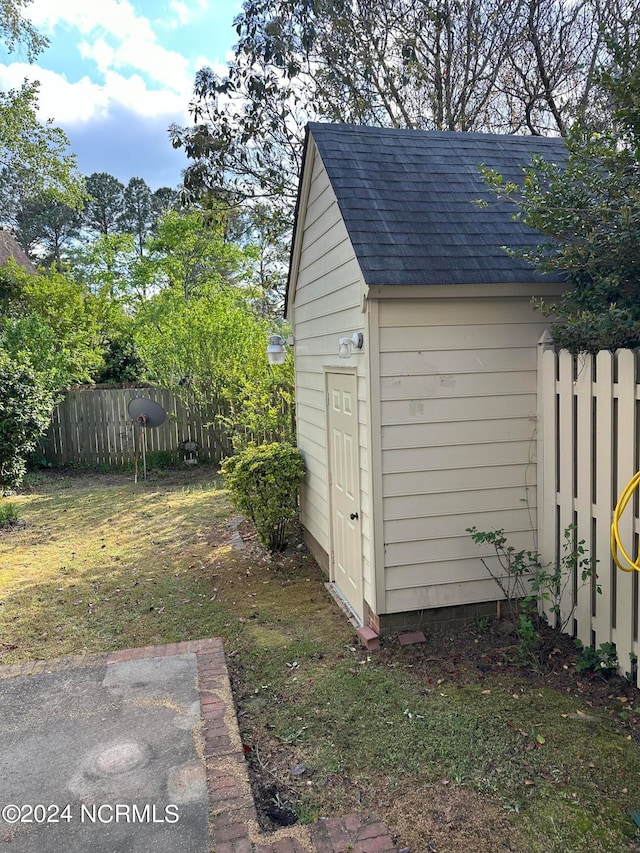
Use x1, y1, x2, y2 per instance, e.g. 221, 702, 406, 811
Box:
330, 551, 335, 566
328, 472, 332, 486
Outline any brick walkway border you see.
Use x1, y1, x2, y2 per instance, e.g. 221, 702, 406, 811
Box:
0, 639, 401, 853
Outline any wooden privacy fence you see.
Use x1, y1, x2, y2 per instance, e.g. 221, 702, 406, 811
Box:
40, 385, 233, 467
538, 337, 640, 684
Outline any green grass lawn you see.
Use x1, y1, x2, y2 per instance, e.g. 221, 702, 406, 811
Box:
2, 467, 640, 853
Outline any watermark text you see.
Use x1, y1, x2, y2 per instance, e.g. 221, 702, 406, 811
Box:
1, 803, 180, 825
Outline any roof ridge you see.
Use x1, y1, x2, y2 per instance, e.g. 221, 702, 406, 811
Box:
307, 121, 566, 146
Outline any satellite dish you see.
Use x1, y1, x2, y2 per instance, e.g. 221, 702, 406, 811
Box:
127, 397, 167, 482
127, 397, 167, 429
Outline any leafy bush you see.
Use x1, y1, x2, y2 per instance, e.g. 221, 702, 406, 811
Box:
221, 356, 296, 451
221, 442, 305, 551
135, 278, 295, 448
144, 450, 181, 470
0, 500, 20, 527
467, 524, 599, 667
574, 640, 618, 677
532, 295, 640, 354
0, 353, 53, 493
1, 263, 105, 389
95, 333, 144, 383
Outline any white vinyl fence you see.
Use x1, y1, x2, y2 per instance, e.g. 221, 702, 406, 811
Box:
538, 337, 640, 683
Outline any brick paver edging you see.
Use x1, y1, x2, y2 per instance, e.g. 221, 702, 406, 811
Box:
0, 639, 401, 853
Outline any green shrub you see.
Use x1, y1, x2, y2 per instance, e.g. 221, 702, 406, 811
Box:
575, 640, 618, 677
145, 450, 181, 470
0, 500, 20, 527
467, 524, 599, 667
221, 442, 305, 552
0, 353, 54, 494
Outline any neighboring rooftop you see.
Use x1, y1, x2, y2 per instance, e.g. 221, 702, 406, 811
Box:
306, 122, 567, 286
0, 229, 35, 272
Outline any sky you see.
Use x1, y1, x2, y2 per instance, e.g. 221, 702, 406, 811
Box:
0, 0, 242, 190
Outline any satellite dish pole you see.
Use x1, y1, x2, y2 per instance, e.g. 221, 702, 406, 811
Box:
127, 398, 167, 483
135, 412, 148, 483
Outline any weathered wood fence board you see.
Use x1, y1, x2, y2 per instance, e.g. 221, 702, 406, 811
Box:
538, 341, 640, 685
39, 386, 233, 466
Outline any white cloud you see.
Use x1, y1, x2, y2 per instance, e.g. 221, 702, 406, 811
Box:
28, 0, 193, 93
29, 0, 146, 38
0, 59, 191, 187
0, 2, 234, 129
169, 1, 191, 26
8, 0, 239, 185
78, 37, 115, 75
101, 70, 187, 117
79, 32, 191, 93
0, 62, 104, 122
0, 62, 189, 124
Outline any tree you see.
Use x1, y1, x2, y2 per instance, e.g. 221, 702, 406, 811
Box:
236, 202, 290, 317
501, 0, 603, 136
122, 177, 152, 256
93, 325, 144, 384
484, 16, 640, 352
134, 279, 294, 445
0, 0, 48, 61
84, 172, 125, 236
0, 3, 83, 224
62, 234, 147, 383
14, 190, 83, 264
150, 186, 181, 225
171, 0, 628, 210
0, 81, 84, 224
0, 261, 105, 390
142, 208, 251, 301
69, 232, 139, 303
131, 210, 294, 444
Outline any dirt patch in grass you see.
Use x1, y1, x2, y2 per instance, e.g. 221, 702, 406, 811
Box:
378, 782, 518, 853
4, 469, 640, 852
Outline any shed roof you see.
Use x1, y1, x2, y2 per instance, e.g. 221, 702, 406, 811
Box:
306, 122, 566, 286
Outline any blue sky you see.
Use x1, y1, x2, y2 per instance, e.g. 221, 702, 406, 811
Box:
0, 0, 242, 189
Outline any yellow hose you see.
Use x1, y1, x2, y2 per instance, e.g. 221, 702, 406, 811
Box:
611, 470, 640, 572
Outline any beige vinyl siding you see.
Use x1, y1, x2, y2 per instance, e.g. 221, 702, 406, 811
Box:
377, 295, 547, 614
386, 579, 505, 612
383, 463, 532, 496
290, 143, 374, 609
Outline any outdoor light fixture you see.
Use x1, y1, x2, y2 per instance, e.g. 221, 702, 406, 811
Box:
267, 334, 287, 365
338, 332, 364, 359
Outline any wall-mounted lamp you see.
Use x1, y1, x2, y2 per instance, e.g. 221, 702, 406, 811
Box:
267, 334, 287, 365
338, 332, 364, 359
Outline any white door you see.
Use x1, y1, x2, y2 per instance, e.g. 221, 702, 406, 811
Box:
327, 372, 363, 622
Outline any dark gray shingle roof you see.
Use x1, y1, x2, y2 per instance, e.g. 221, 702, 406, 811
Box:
307, 123, 566, 286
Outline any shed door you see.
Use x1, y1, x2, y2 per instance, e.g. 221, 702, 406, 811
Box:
327, 372, 363, 622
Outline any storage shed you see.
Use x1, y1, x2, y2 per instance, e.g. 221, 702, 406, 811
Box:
285, 123, 565, 633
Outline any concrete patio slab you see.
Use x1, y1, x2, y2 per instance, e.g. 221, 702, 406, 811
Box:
0, 640, 401, 853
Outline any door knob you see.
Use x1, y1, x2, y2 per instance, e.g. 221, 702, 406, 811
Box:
350, 512, 359, 520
